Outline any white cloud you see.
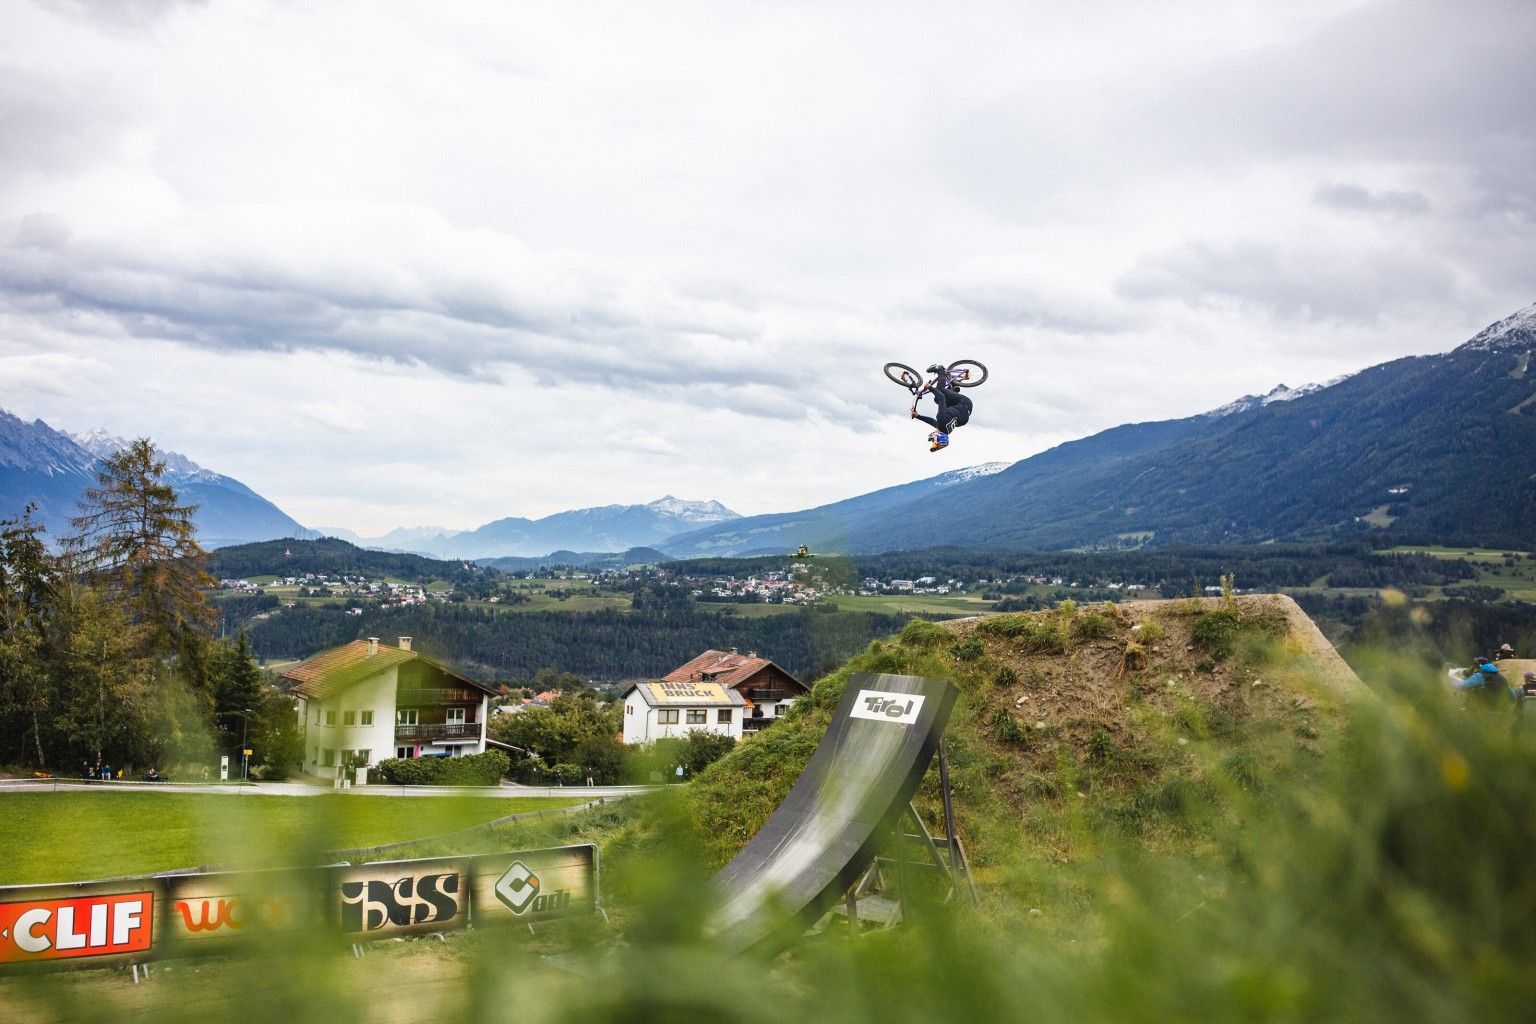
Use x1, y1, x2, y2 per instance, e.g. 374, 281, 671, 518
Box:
0, 0, 1531, 535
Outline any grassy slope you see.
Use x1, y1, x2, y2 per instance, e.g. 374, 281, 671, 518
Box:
687, 594, 1358, 934
0, 793, 587, 884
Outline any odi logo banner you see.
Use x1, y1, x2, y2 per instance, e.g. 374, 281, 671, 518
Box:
850, 690, 926, 725
469, 846, 595, 927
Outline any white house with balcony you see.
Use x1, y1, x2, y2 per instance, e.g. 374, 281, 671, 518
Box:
280, 636, 498, 778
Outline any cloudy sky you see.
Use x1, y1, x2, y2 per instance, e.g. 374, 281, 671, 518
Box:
1, 0, 1532, 533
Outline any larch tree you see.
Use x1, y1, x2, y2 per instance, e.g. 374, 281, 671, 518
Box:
66, 438, 217, 669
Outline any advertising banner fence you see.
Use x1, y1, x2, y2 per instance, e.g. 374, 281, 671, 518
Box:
0, 844, 597, 972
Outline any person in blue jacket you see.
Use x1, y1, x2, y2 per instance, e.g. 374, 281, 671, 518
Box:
1456, 660, 1512, 708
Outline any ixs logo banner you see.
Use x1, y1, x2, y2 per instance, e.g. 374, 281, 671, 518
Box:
494, 861, 571, 916
849, 690, 926, 725
0, 892, 153, 963
338, 872, 463, 936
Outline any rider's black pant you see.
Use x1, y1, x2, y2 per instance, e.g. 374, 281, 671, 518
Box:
915, 388, 971, 433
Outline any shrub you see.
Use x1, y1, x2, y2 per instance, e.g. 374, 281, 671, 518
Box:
372, 749, 510, 786
952, 637, 985, 661
1072, 611, 1117, 643
899, 618, 951, 649
1191, 608, 1244, 659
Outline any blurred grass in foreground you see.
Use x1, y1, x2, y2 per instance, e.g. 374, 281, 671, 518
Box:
5, 650, 1536, 1023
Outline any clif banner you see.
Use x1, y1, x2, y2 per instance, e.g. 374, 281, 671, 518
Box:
0, 881, 159, 967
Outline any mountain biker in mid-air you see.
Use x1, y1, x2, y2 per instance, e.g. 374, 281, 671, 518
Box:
883, 360, 988, 452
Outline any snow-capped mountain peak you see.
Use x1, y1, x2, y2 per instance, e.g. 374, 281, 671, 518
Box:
1204, 377, 1347, 418
1459, 302, 1536, 352
936, 462, 1010, 485
68, 429, 220, 483
645, 495, 740, 523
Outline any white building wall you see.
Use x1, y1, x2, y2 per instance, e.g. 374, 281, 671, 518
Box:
622, 690, 743, 744
302, 665, 400, 778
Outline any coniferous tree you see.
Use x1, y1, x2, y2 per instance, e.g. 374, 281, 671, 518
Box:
66, 438, 216, 667
0, 506, 63, 768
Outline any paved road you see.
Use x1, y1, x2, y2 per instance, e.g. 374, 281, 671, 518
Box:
0, 778, 658, 799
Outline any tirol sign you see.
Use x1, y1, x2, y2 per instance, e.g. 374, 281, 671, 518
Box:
0, 844, 597, 972
849, 690, 926, 725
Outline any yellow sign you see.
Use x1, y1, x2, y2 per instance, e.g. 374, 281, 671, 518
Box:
643, 681, 733, 705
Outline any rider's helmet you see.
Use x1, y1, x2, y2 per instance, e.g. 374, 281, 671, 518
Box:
1480, 662, 1500, 675
929, 431, 949, 452
927, 363, 947, 374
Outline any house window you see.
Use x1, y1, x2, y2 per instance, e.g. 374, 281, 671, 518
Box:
325, 710, 336, 726
686, 709, 706, 724
717, 709, 732, 724
658, 709, 679, 724
343, 710, 356, 726
397, 709, 418, 726
322, 749, 336, 767
396, 746, 411, 759
360, 711, 373, 726
626, 704, 632, 715
357, 749, 370, 765
446, 707, 466, 726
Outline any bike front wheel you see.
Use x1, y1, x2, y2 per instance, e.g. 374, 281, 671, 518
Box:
883, 362, 922, 389
948, 359, 988, 387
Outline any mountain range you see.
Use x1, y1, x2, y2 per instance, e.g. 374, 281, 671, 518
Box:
6, 303, 1533, 559
661, 303, 1536, 555
0, 416, 314, 547
330, 497, 743, 559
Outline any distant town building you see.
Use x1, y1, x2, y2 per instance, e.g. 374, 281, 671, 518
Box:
663, 649, 809, 735
621, 680, 746, 744
279, 636, 497, 778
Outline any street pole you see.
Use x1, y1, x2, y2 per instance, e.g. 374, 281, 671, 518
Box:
241, 708, 251, 783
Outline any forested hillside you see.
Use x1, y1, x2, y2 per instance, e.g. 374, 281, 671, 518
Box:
208, 537, 492, 585
245, 584, 908, 683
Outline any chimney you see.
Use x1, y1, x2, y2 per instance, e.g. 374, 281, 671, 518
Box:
730, 647, 739, 655
367, 637, 379, 656
748, 651, 757, 659
398, 636, 413, 652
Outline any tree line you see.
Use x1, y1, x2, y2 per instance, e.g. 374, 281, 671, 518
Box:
0, 441, 300, 777
243, 584, 910, 684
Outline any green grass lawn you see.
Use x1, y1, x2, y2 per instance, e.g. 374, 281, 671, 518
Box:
1385, 545, 1533, 562
0, 793, 587, 885
825, 593, 996, 617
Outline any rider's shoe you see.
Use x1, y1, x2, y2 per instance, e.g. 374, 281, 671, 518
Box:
929, 432, 949, 452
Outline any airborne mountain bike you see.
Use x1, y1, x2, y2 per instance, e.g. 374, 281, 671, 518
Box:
883, 359, 988, 414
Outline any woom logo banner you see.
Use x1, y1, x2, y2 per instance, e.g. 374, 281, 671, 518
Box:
470, 846, 595, 927
0, 886, 156, 965
162, 868, 332, 949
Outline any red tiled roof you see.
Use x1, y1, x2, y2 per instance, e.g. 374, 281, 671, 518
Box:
663, 649, 806, 693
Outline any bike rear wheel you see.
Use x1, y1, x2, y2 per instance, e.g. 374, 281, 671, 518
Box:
883, 362, 922, 389
947, 359, 988, 387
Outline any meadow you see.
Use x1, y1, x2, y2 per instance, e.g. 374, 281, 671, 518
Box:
0, 792, 587, 884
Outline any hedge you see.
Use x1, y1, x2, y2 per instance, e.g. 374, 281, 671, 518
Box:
372, 749, 510, 786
